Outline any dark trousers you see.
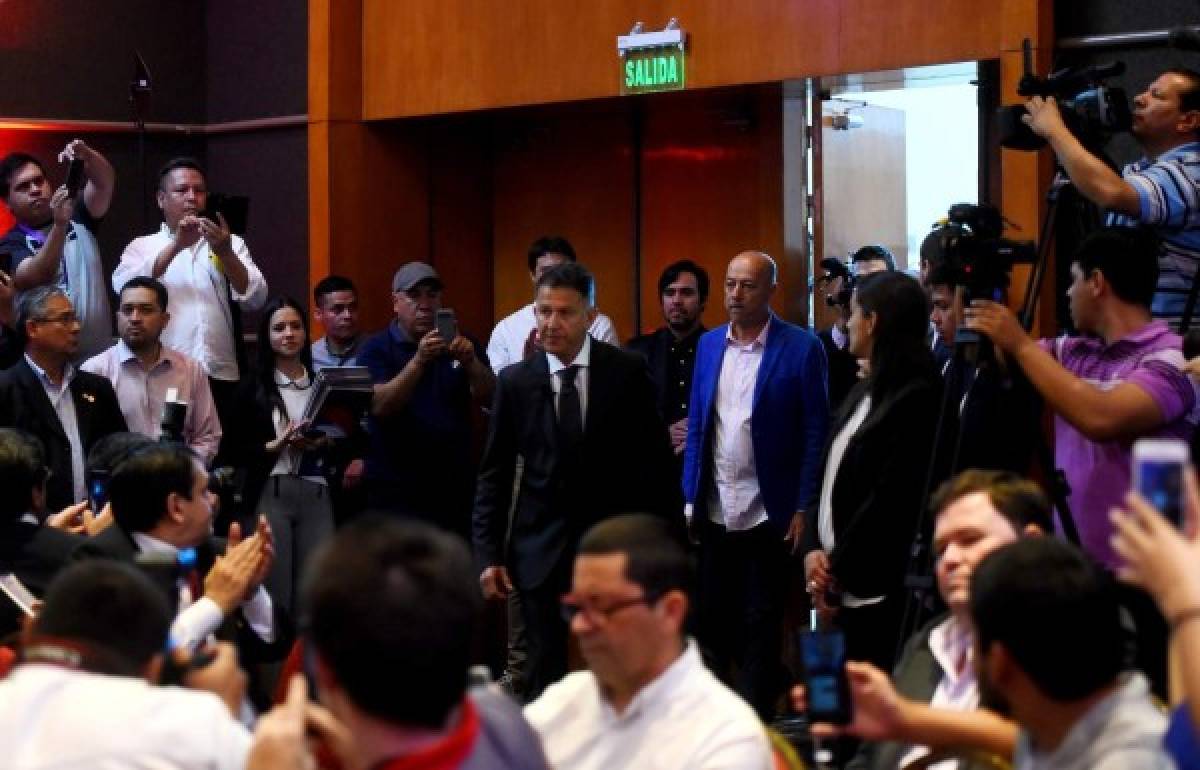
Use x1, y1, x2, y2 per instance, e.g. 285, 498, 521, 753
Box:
208, 377, 241, 444
834, 592, 906, 674
518, 561, 572, 702
696, 516, 788, 720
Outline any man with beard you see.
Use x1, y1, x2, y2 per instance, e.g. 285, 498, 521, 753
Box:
626, 260, 708, 474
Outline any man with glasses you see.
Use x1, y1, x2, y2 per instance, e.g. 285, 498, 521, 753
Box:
525, 514, 770, 769
0, 286, 126, 512
359, 262, 494, 537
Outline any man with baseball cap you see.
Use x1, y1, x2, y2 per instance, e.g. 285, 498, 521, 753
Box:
356, 261, 494, 538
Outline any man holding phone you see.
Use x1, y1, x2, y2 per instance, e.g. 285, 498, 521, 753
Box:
358, 261, 494, 538
0, 140, 115, 360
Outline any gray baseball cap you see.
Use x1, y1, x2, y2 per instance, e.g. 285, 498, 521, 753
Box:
392, 262, 443, 292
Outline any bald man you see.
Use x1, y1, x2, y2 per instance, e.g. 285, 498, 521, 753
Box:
683, 251, 830, 719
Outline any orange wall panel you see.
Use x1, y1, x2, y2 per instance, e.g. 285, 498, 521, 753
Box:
361, 0, 1009, 119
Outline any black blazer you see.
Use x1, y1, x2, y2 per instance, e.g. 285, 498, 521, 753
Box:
473, 339, 683, 590
802, 370, 942, 599
0, 358, 127, 512
72, 525, 291, 663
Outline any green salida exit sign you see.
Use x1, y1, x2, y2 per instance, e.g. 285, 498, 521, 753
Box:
621, 47, 686, 95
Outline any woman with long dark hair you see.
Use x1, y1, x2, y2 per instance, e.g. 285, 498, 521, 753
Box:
801, 270, 943, 670
226, 295, 334, 620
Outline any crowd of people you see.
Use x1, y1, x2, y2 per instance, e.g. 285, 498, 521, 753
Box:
3, 68, 1200, 770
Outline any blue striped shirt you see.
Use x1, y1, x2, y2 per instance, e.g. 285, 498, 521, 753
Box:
1109, 142, 1200, 324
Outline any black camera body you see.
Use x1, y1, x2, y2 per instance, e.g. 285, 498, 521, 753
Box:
923, 203, 1036, 306
998, 61, 1131, 153
819, 256, 854, 309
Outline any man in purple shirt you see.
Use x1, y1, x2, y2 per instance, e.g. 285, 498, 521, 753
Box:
966, 227, 1198, 568
82, 276, 221, 465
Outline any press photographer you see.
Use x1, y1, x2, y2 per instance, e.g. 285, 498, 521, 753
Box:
1022, 68, 1200, 325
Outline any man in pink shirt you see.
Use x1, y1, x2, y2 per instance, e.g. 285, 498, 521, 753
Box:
82, 276, 221, 465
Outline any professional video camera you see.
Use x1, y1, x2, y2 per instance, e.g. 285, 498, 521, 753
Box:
921, 203, 1036, 305
997, 48, 1131, 153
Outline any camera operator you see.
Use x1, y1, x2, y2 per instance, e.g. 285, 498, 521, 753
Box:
965, 226, 1198, 569
819, 246, 896, 411
1024, 69, 1200, 324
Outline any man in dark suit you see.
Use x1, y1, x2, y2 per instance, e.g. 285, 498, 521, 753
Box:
0, 286, 126, 512
0, 428, 84, 637
72, 442, 286, 684
474, 261, 682, 700
683, 250, 830, 719
625, 259, 708, 476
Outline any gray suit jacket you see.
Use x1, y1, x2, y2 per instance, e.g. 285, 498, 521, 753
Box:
848, 614, 998, 770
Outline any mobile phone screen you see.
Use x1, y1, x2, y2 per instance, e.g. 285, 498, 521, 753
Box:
436, 309, 458, 342
65, 159, 85, 196
89, 472, 109, 513
1137, 458, 1184, 527
799, 629, 853, 724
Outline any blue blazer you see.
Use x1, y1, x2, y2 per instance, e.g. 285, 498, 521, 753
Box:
682, 314, 830, 534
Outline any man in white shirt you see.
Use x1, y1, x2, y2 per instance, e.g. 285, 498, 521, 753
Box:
72, 442, 280, 661
112, 157, 267, 426
83, 276, 222, 465
795, 470, 1049, 770
0, 559, 251, 770
526, 514, 771, 770
487, 235, 618, 373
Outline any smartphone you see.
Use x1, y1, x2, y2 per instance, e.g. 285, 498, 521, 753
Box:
88, 470, 110, 514
65, 158, 85, 197
0, 573, 37, 616
436, 308, 458, 342
1133, 438, 1189, 528
798, 629, 853, 724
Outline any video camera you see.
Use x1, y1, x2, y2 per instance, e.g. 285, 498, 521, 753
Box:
921, 203, 1036, 305
997, 42, 1131, 153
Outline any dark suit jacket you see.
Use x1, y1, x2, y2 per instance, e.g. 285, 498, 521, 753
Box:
801, 369, 942, 599
72, 525, 290, 663
683, 315, 830, 535
0, 358, 127, 512
817, 326, 860, 414
473, 338, 683, 590
847, 614, 995, 770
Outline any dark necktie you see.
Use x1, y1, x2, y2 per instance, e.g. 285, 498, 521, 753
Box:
557, 364, 584, 449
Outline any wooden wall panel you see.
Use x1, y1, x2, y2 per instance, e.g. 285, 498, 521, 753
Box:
429, 119, 495, 344
491, 102, 637, 341
639, 85, 786, 335
362, 0, 1010, 120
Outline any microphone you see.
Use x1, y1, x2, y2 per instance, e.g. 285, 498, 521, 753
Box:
1168, 26, 1200, 52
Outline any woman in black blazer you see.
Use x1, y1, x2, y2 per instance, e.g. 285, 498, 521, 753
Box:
223, 296, 334, 621
802, 271, 942, 671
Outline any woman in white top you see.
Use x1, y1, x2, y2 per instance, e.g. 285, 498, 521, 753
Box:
226, 296, 334, 621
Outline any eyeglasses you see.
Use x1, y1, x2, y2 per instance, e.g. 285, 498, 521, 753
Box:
560, 592, 659, 625
35, 312, 80, 326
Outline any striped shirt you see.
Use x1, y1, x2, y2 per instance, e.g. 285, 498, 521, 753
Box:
1109, 142, 1200, 326
1041, 321, 1198, 568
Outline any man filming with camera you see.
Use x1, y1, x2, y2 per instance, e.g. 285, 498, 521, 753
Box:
1024, 69, 1200, 324
965, 226, 1197, 570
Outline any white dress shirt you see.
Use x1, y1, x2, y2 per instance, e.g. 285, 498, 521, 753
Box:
547, 335, 591, 424
25, 354, 86, 504
816, 394, 880, 607
131, 531, 275, 652
487, 302, 618, 374
525, 640, 772, 770
113, 225, 267, 381
0, 663, 251, 770
707, 324, 770, 530
82, 341, 222, 465
899, 616, 979, 770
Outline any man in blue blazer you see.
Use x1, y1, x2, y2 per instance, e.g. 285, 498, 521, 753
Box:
683, 250, 829, 719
